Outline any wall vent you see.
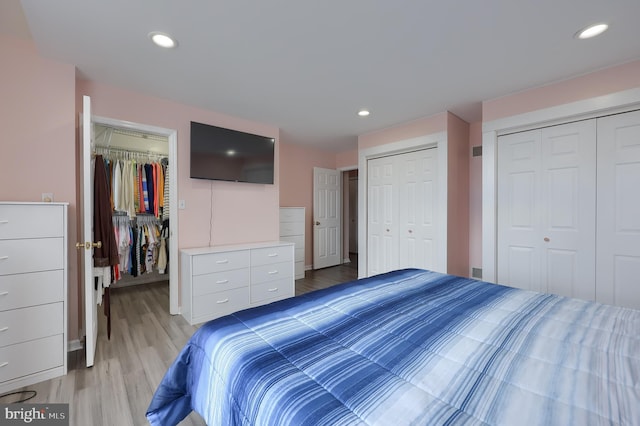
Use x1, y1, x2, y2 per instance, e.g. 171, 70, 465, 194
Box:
471, 267, 482, 279
472, 145, 482, 157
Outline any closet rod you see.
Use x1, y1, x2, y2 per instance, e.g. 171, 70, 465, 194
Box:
95, 145, 168, 158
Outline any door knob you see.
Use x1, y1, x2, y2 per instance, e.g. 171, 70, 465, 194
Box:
76, 241, 103, 250
543, 237, 550, 242
315, 221, 320, 225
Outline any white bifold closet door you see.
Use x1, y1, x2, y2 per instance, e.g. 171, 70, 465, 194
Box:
596, 110, 640, 309
367, 148, 438, 276
497, 120, 597, 300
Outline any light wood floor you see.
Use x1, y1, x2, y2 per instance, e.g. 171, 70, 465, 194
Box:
12, 257, 358, 425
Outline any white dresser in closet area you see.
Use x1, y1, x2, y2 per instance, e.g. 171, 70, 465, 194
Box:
0, 202, 68, 393
279, 207, 305, 279
181, 241, 295, 325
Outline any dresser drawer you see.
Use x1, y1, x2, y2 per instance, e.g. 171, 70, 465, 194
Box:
251, 278, 294, 304
0, 334, 63, 383
279, 221, 304, 237
192, 268, 249, 296
192, 287, 249, 319
251, 245, 293, 267
192, 250, 250, 275
0, 205, 64, 240
0, 303, 63, 348
251, 261, 293, 284
0, 270, 63, 312
0, 239, 64, 276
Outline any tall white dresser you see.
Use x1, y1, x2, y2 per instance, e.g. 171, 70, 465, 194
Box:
0, 202, 68, 393
279, 207, 305, 279
181, 241, 295, 325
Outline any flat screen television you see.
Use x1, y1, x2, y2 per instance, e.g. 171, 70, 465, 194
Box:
190, 121, 275, 184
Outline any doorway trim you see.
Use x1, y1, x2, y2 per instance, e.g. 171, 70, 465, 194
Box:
92, 114, 179, 315
358, 132, 448, 278
482, 87, 640, 285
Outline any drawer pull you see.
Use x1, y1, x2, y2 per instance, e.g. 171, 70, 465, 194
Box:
0, 292, 8, 296
0, 220, 8, 224
0, 327, 8, 332
0, 256, 8, 261
215, 259, 229, 264
0, 362, 8, 368
268, 270, 279, 275
268, 287, 278, 292
267, 253, 279, 257
216, 298, 229, 304
216, 279, 229, 284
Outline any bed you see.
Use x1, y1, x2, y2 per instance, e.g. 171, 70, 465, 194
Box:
146, 269, 640, 425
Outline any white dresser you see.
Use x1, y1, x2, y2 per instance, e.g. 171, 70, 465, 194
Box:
0, 202, 68, 393
279, 207, 305, 279
181, 241, 295, 325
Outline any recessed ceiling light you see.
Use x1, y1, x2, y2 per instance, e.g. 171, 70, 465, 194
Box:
575, 23, 608, 39
149, 32, 177, 48
358, 109, 370, 117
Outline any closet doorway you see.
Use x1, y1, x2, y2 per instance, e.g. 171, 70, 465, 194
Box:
79, 96, 178, 367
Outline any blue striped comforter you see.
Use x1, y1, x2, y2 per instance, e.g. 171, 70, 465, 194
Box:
146, 269, 640, 425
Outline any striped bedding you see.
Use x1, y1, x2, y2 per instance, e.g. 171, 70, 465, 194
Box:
146, 269, 640, 425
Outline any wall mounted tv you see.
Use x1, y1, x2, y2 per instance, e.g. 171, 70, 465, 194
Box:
190, 121, 275, 184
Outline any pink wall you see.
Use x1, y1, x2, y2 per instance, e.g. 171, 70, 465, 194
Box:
358, 113, 447, 149
483, 59, 640, 122
76, 79, 281, 248
279, 141, 336, 268
446, 112, 470, 276
336, 149, 358, 169
0, 36, 79, 340
468, 122, 483, 273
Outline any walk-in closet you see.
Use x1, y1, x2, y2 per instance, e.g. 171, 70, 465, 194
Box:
94, 124, 171, 289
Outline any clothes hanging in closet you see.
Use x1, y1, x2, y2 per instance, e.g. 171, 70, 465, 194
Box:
112, 215, 165, 277
99, 155, 170, 282
106, 157, 166, 219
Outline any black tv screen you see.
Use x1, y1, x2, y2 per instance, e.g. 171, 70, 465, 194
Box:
190, 121, 275, 184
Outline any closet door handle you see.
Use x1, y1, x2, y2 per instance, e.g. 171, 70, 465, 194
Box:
0, 256, 8, 261
0, 220, 8, 224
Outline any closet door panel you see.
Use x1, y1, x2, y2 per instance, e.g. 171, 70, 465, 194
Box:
497, 130, 542, 292
597, 110, 640, 309
398, 149, 438, 271
540, 120, 596, 300
367, 156, 397, 275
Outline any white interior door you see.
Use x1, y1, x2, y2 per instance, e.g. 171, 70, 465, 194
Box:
540, 121, 596, 300
80, 95, 98, 367
497, 129, 542, 292
497, 120, 596, 299
367, 156, 397, 275
398, 149, 438, 271
597, 109, 640, 309
313, 167, 341, 269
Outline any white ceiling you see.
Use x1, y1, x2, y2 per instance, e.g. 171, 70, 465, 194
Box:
4, 0, 640, 152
